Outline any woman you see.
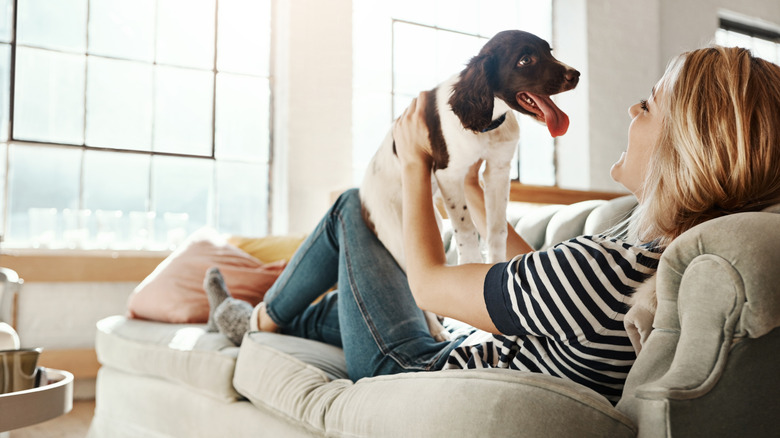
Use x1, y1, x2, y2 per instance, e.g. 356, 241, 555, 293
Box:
206, 46, 780, 404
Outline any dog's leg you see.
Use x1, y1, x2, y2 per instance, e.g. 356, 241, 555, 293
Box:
435, 169, 482, 264
482, 158, 512, 263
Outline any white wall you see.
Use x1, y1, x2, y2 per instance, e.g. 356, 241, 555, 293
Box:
555, 0, 662, 191
274, 0, 780, 233
271, 0, 353, 234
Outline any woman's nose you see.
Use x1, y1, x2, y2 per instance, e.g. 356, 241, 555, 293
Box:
628, 103, 640, 118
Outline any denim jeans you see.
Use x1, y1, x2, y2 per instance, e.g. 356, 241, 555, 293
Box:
263, 188, 463, 381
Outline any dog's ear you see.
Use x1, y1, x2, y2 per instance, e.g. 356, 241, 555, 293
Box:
449, 54, 495, 132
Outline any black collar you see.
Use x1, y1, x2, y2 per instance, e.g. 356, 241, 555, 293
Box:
481, 113, 507, 133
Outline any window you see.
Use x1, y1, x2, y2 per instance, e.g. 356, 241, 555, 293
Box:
0, 0, 272, 250
716, 17, 780, 64
353, 0, 555, 186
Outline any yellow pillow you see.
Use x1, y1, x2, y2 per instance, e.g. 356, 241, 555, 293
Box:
227, 234, 307, 264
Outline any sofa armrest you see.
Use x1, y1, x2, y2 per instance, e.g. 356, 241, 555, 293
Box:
617, 211, 780, 437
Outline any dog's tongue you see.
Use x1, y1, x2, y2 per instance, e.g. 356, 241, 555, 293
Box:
527, 93, 570, 137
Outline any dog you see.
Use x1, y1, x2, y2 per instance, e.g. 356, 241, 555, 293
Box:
360, 30, 579, 339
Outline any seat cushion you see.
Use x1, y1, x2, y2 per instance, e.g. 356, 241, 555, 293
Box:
234, 332, 637, 438
95, 315, 241, 402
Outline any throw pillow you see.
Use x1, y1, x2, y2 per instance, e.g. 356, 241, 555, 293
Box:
127, 227, 287, 324
227, 234, 307, 263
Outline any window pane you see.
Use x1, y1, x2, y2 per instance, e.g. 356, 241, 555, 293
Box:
0, 44, 9, 141
154, 66, 213, 155
83, 150, 150, 248
83, 150, 149, 212
157, 0, 215, 69
478, 0, 519, 37
352, 90, 392, 183
715, 28, 729, 46
216, 161, 267, 236
726, 30, 753, 49
435, 30, 484, 82
516, 0, 552, 42
17, 0, 87, 52
390, 0, 436, 27
752, 37, 778, 64
215, 74, 269, 162
519, 118, 555, 185
393, 22, 437, 96
6, 144, 81, 246
152, 156, 213, 246
393, 93, 414, 119
435, 0, 479, 35
217, 0, 271, 76
14, 47, 86, 144
0, 0, 11, 43
88, 0, 155, 62
85, 56, 153, 150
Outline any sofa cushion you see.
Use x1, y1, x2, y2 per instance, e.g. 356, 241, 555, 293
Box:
95, 315, 241, 402
234, 332, 637, 438
583, 195, 637, 235
513, 203, 564, 250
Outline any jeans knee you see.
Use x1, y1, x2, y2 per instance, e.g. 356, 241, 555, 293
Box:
336, 188, 360, 205
333, 188, 363, 216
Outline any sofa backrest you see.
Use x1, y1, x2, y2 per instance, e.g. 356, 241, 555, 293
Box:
443, 195, 638, 264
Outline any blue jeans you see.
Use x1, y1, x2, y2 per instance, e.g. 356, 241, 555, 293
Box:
263, 189, 463, 381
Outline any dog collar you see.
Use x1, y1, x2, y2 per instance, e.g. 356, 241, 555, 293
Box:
481, 113, 507, 132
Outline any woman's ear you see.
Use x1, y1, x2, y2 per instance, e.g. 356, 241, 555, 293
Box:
449, 54, 495, 132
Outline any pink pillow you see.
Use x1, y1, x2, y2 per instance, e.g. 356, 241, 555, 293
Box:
127, 228, 287, 324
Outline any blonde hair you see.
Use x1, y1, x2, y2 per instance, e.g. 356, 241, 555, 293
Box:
629, 46, 780, 248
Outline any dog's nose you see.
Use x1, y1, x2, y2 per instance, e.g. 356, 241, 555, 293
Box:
563, 69, 580, 90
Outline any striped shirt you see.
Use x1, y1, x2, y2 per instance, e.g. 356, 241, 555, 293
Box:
443, 235, 661, 404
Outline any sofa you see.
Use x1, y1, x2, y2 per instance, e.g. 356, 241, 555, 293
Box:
87, 195, 780, 437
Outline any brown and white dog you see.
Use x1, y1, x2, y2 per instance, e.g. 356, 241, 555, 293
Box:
360, 30, 579, 336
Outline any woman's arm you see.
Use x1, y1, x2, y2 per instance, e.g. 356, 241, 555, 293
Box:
393, 93, 499, 334
463, 162, 535, 259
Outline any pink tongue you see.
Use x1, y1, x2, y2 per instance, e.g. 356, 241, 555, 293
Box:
527, 93, 570, 137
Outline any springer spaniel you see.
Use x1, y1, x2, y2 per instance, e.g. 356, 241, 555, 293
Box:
360, 30, 579, 338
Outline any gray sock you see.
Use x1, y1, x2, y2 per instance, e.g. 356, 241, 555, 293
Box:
213, 298, 253, 345
204, 267, 230, 332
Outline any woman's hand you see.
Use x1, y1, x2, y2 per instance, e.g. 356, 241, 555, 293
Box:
465, 160, 483, 191
393, 92, 434, 169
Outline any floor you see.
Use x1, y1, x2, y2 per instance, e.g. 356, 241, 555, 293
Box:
9, 399, 95, 438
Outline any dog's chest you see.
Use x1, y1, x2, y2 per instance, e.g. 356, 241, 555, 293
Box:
438, 109, 519, 168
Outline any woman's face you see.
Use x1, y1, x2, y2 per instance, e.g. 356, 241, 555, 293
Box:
610, 85, 665, 200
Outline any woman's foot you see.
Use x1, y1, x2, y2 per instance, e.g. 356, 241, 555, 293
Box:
204, 267, 252, 345
204, 267, 230, 332
213, 298, 252, 345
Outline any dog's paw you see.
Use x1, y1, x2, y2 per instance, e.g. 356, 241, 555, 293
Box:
627, 274, 657, 312
423, 311, 452, 342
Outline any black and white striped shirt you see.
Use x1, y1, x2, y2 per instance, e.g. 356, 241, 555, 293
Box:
443, 235, 661, 404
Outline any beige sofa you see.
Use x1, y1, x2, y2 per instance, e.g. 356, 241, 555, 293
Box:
87, 196, 780, 437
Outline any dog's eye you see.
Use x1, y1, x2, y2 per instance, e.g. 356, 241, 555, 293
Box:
517, 55, 533, 67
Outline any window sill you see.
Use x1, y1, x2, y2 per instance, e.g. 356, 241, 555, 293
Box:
0, 248, 169, 283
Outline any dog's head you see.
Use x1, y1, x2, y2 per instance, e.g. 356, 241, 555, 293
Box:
449, 30, 579, 137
